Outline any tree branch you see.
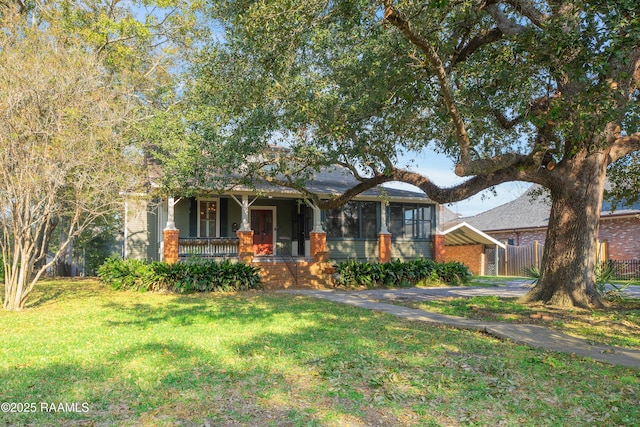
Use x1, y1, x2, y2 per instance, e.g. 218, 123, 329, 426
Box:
485, 4, 527, 36
383, 1, 472, 170
609, 132, 640, 163
502, 0, 548, 28
452, 27, 503, 67
389, 164, 536, 204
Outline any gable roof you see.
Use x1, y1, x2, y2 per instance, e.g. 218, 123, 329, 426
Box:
465, 185, 640, 232
442, 222, 506, 248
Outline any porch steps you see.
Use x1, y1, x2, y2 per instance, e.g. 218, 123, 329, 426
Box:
254, 258, 331, 289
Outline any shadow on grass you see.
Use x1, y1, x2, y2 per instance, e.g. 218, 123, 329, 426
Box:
15, 278, 107, 309
0, 296, 439, 426
3, 289, 639, 426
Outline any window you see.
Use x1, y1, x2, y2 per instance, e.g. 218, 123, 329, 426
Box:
199, 200, 217, 237
389, 203, 432, 239
325, 201, 378, 239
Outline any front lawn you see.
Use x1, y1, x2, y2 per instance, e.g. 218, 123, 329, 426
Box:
1, 279, 638, 426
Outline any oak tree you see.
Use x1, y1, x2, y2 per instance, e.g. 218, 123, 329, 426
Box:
167, 0, 640, 308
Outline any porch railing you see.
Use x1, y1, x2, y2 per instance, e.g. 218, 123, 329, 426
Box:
178, 237, 239, 259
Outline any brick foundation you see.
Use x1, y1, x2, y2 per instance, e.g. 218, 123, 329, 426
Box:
255, 260, 330, 289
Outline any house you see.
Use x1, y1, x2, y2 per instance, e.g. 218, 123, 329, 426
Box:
464, 185, 640, 260
124, 163, 458, 288
463, 185, 640, 269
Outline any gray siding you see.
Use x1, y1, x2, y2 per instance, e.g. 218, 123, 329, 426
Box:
391, 240, 433, 260
175, 198, 191, 238
147, 205, 159, 261
125, 198, 151, 261
327, 239, 378, 262
327, 239, 433, 262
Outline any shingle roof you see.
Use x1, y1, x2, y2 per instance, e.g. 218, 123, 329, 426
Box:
305, 166, 431, 200
148, 157, 431, 202
465, 185, 640, 232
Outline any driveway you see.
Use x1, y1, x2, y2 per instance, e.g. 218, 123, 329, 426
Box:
343, 278, 640, 301
282, 279, 640, 368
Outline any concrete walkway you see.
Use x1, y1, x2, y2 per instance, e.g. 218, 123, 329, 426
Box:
282, 282, 640, 369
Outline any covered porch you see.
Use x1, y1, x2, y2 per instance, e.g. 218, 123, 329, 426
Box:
160, 193, 323, 261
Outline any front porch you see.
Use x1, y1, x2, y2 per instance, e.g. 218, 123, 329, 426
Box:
151, 192, 443, 288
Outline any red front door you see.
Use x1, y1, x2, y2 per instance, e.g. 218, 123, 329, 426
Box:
251, 209, 274, 255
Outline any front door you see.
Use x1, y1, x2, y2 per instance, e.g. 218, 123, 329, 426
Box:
251, 209, 274, 255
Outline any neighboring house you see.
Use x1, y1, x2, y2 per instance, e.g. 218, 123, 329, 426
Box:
124, 163, 453, 288
463, 186, 640, 262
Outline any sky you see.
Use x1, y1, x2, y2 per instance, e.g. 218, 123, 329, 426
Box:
383, 150, 532, 218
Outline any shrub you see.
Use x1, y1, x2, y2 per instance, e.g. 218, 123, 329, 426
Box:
333, 259, 470, 288
97, 256, 262, 293
524, 262, 636, 300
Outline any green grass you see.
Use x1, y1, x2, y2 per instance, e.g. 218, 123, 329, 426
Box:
401, 295, 640, 349
1, 279, 639, 426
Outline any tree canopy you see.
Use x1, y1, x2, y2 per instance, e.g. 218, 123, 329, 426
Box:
0, 1, 206, 310
161, 0, 640, 307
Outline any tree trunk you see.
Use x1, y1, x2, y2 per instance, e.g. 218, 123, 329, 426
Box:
3, 249, 35, 311
521, 151, 608, 308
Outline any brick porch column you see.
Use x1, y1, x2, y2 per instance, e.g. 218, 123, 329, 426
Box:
237, 230, 254, 263
379, 233, 392, 263
433, 234, 446, 263
163, 229, 180, 264
309, 231, 329, 262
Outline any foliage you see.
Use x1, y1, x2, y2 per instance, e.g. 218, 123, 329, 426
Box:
178, 0, 640, 198
0, 9, 141, 310
595, 261, 636, 301
334, 259, 471, 288
0, 1, 206, 310
523, 265, 541, 286
97, 256, 262, 293
524, 262, 637, 301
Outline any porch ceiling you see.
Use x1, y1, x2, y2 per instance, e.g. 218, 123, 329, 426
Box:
443, 222, 505, 248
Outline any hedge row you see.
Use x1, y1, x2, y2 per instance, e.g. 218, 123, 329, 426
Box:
97, 256, 261, 293
333, 258, 471, 288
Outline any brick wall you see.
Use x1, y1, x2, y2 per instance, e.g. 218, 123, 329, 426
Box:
600, 217, 640, 260
254, 260, 330, 289
484, 216, 639, 261
487, 229, 547, 246
445, 244, 484, 275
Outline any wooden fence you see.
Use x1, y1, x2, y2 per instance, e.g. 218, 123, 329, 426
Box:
485, 240, 610, 277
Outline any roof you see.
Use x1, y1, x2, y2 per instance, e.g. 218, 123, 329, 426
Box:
304, 166, 432, 201
148, 157, 433, 202
442, 222, 506, 248
465, 185, 640, 232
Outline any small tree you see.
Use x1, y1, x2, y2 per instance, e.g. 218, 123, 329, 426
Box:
0, 11, 138, 310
